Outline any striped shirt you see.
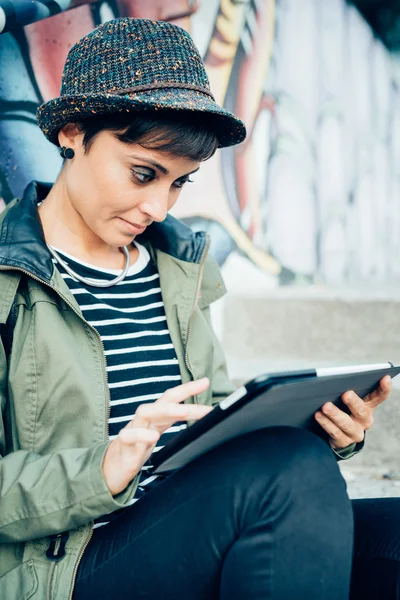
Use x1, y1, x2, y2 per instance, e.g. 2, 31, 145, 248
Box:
51, 241, 186, 528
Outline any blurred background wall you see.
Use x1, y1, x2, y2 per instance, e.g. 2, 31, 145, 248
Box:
2, 0, 400, 286
1, 0, 400, 478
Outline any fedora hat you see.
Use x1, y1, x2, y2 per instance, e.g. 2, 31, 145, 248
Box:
36, 18, 246, 148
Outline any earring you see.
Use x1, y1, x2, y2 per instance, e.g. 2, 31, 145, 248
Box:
59, 146, 75, 159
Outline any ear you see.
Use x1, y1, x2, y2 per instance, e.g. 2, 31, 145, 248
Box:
58, 123, 84, 151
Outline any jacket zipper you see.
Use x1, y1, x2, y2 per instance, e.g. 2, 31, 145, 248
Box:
184, 235, 211, 403
67, 526, 94, 600
46, 532, 69, 600
46, 542, 59, 600
0, 265, 108, 599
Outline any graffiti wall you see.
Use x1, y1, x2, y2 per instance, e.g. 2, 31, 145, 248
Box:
1, 0, 400, 285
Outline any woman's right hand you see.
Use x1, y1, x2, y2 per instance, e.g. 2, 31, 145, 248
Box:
102, 378, 211, 495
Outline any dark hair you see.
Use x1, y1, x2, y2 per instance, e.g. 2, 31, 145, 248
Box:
76, 111, 219, 161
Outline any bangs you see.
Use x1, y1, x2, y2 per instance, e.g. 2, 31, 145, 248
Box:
78, 111, 219, 161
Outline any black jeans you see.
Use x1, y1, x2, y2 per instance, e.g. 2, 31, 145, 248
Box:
73, 427, 353, 599
351, 497, 400, 600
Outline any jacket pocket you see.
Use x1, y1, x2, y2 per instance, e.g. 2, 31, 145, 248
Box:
0, 560, 38, 600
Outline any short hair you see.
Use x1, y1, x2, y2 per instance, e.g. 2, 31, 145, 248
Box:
75, 111, 219, 161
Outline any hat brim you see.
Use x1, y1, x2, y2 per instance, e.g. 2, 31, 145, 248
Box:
36, 88, 246, 148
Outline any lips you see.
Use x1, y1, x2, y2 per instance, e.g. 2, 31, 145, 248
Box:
118, 217, 147, 234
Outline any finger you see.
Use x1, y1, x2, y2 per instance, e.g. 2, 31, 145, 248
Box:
314, 411, 354, 449
320, 402, 365, 442
360, 375, 392, 409
132, 401, 212, 431
135, 402, 211, 421
341, 392, 374, 430
157, 377, 210, 404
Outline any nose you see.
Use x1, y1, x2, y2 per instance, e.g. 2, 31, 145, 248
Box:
139, 186, 169, 223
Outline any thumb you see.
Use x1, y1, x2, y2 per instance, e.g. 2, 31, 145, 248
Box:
363, 375, 392, 410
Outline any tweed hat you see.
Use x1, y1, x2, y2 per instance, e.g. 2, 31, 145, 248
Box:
36, 18, 246, 148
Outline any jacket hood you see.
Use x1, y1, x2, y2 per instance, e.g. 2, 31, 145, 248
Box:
0, 181, 208, 283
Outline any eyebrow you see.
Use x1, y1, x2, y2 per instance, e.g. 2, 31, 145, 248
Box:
128, 154, 200, 177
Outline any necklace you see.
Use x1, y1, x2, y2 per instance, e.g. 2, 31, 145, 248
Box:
47, 244, 131, 288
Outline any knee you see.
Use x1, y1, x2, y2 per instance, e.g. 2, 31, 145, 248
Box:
206, 426, 340, 486
234, 427, 349, 508
261, 426, 335, 469
264, 426, 344, 490
230, 426, 334, 469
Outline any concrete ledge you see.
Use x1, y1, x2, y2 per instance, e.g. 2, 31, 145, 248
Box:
221, 290, 400, 365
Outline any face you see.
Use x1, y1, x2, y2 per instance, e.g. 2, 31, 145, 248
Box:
58, 126, 201, 249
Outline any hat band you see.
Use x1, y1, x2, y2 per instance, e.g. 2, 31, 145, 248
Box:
107, 82, 215, 101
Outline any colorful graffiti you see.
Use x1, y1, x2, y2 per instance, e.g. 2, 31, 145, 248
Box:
1, 0, 400, 284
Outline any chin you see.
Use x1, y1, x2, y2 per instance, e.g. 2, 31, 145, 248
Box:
116, 233, 137, 246
113, 238, 135, 249
98, 232, 134, 248
97, 220, 138, 248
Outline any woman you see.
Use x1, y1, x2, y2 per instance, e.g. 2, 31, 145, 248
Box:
0, 17, 392, 600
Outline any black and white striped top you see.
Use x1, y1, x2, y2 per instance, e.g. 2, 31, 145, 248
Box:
51, 241, 187, 528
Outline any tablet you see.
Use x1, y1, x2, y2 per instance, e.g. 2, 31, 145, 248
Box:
151, 362, 400, 475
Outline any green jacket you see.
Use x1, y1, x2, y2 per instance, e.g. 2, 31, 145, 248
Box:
0, 182, 236, 600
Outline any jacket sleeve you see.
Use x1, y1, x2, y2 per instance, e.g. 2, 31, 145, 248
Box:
331, 438, 365, 461
0, 338, 140, 544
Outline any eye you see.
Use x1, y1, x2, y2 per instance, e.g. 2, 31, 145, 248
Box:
173, 177, 193, 189
131, 169, 155, 184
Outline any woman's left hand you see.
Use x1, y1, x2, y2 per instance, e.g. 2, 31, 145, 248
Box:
314, 375, 392, 450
